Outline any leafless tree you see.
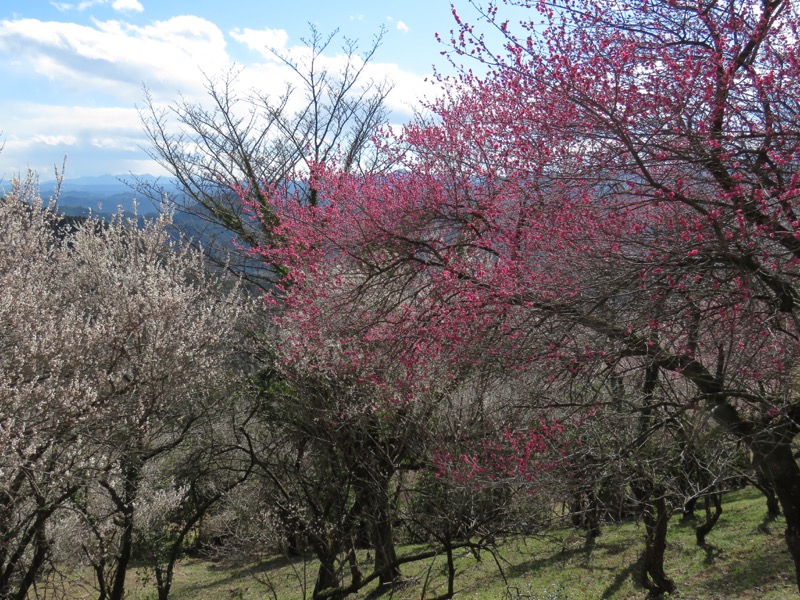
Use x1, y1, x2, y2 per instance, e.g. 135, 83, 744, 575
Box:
138, 25, 394, 289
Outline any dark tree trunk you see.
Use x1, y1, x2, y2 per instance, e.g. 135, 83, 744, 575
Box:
752, 474, 781, 520
682, 496, 698, 522
312, 546, 341, 600
0, 470, 48, 599
570, 487, 600, 536
712, 402, 800, 590
750, 439, 800, 593
155, 565, 173, 600
108, 460, 141, 600
346, 542, 363, 590
445, 542, 456, 599
355, 517, 371, 549
91, 557, 108, 600
0, 482, 74, 600
765, 488, 782, 521
109, 506, 134, 600
570, 492, 584, 528
351, 458, 400, 588
286, 532, 303, 556
695, 493, 722, 547
372, 487, 401, 587
11, 511, 49, 600
276, 506, 308, 556
585, 489, 601, 538
631, 365, 674, 594
639, 496, 675, 596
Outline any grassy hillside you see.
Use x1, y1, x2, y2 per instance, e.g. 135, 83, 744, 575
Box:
66, 488, 796, 599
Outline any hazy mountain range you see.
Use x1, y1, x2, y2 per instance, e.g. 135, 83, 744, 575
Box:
34, 176, 248, 269
38, 174, 182, 218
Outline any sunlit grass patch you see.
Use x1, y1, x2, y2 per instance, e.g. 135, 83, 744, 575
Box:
104, 488, 797, 599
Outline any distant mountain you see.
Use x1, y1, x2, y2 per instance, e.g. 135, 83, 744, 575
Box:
34, 176, 237, 252
7, 174, 271, 285
38, 174, 184, 216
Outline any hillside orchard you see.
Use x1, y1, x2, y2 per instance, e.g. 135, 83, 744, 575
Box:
3, 1, 800, 599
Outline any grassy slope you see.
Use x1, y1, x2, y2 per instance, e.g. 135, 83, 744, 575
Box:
121, 488, 796, 600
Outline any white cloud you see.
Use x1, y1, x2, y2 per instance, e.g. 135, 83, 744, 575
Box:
230, 27, 289, 59
34, 134, 79, 146
0, 102, 156, 178
90, 136, 138, 151
111, 0, 144, 13
6, 104, 144, 137
362, 62, 436, 118
0, 17, 229, 97
0, 13, 437, 179
385, 16, 410, 33
50, 0, 100, 10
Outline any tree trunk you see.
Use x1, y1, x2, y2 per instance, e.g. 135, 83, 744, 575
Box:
11, 510, 49, 600
764, 487, 781, 520
109, 506, 134, 600
108, 460, 141, 600
750, 439, 800, 593
585, 488, 601, 538
570, 491, 584, 528
682, 496, 698, 522
353, 461, 400, 588
155, 566, 173, 600
695, 493, 722, 547
312, 546, 341, 600
346, 542, 363, 590
373, 504, 401, 587
752, 474, 781, 520
91, 557, 108, 600
445, 542, 456, 599
640, 496, 675, 596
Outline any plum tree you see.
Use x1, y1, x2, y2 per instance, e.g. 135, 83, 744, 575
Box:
244, 0, 800, 592
0, 172, 250, 599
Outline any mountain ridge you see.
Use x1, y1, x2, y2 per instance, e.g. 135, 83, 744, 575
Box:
36, 174, 181, 216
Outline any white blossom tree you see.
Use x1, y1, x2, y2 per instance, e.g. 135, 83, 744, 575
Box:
0, 172, 251, 600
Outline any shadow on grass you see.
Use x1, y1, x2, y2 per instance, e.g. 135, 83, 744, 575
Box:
673, 515, 699, 530
502, 547, 582, 579
500, 530, 640, 584
600, 554, 643, 599
363, 578, 416, 599
700, 543, 722, 565
494, 531, 650, 600
501, 536, 618, 583
757, 513, 778, 535
594, 538, 634, 558
178, 554, 312, 598
698, 543, 793, 598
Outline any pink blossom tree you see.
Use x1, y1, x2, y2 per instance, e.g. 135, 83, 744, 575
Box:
247, 0, 800, 592
437, 0, 800, 588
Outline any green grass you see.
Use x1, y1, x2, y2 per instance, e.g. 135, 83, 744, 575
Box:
88, 488, 798, 599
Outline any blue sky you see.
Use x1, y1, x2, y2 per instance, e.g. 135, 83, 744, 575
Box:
0, 1, 467, 180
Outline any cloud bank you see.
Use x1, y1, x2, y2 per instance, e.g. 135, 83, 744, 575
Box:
0, 12, 434, 178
